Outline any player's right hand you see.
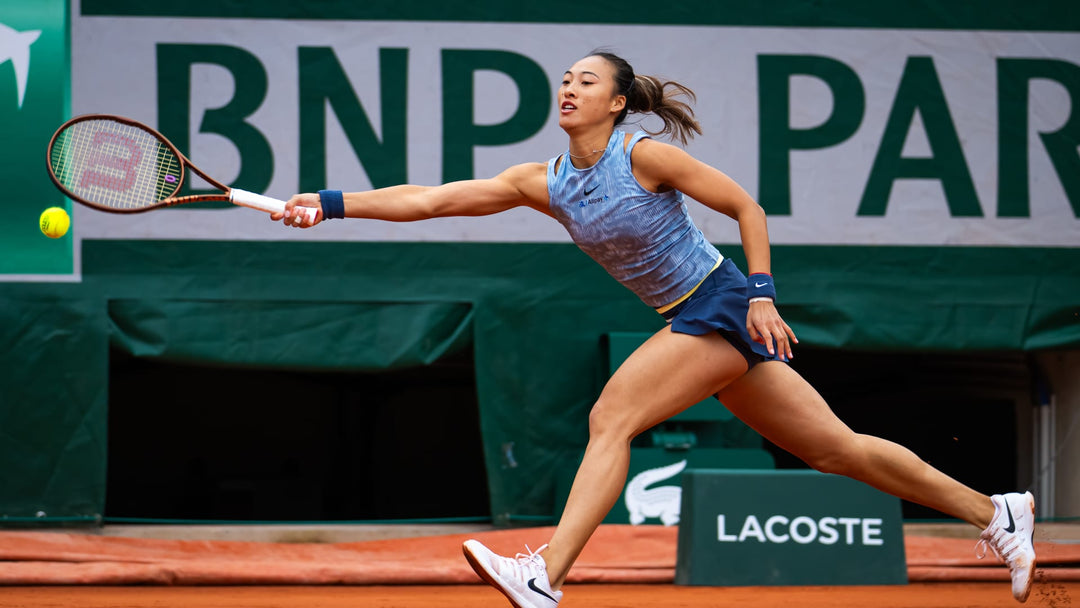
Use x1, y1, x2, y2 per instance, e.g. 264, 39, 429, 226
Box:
274, 193, 323, 228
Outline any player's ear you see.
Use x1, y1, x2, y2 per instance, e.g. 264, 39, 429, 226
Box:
611, 94, 626, 114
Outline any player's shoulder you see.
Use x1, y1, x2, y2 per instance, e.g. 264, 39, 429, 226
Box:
495, 162, 550, 207
496, 161, 549, 188
629, 136, 692, 177
498, 159, 544, 173
631, 135, 685, 158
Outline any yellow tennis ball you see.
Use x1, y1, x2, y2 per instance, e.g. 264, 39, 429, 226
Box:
40, 206, 70, 239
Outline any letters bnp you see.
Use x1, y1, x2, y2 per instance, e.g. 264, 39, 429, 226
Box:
717, 514, 885, 546
157, 44, 1079, 218
156, 45, 551, 196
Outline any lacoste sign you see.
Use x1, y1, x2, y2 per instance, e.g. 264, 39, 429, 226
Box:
717, 514, 885, 545
676, 470, 907, 586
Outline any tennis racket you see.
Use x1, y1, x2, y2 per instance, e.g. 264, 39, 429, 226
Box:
46, 113, 317, 222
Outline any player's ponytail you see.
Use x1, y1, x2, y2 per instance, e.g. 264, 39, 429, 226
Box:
589, 50, 703, 145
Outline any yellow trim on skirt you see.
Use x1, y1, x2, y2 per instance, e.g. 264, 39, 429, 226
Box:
654, 257, 723, 315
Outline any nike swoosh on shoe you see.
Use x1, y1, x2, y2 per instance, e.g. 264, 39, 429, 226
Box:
528, 578, 558, 604
1003, 501, 1016, 534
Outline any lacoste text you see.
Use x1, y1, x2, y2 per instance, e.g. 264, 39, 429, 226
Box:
717, 514, 884, 545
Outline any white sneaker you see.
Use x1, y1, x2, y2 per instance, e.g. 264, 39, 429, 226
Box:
462, 539, 562, 608
976, 491, 1036, 603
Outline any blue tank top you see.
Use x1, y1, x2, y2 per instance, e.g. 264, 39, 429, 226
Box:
547, 130, 722, 308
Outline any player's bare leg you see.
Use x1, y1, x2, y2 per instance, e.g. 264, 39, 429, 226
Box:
715, 361, 995, 526
541, 328, 749, 589
716, 362, 1035, 601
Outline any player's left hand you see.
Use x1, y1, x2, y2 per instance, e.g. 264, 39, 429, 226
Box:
747, 300, 798, 361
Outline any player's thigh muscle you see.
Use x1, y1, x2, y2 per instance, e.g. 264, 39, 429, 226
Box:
594, 327, 749, 437
716, 361, 856, 464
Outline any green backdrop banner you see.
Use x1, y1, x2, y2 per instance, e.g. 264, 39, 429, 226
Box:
108, 299, 473, 370
0, 288, 106, 522
1, 0, 1077, 527
0, 240, 1076, 522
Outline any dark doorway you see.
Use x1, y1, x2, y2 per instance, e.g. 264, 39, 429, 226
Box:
106, 347, 490, 522
767, 348, 1030, 520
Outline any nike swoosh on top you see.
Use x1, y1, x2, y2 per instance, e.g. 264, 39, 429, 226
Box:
527, 578, 558, 603
1003, 501, 1016, 534
583, 184, 599, 196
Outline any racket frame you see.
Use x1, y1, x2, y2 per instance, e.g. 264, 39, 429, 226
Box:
46, 113, 317, 222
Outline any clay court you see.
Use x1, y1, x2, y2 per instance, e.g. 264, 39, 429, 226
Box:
1, 523, 1077, 607
4, 582, 1078, 608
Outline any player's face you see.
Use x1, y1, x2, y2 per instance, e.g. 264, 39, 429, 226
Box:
558, 56, 625, 131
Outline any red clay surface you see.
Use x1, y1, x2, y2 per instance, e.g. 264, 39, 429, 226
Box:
4, 526, 1079, 586
2, 525, 1077, 607
1, 583, 1076, 608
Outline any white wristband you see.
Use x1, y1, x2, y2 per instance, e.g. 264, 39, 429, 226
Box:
749, 297, 774, 304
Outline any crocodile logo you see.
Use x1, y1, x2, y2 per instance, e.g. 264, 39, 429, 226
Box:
624, 459, 687, 526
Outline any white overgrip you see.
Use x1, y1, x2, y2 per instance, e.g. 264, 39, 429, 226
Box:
230, 188, 318, 223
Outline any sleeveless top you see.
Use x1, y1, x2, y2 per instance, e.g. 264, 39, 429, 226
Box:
546, 130, 722, 308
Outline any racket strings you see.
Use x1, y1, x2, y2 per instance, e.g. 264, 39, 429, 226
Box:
49, 119, 183, 210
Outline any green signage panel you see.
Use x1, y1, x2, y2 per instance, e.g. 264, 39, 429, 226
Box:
0, 1, 70, 276
676, 469, 907, 586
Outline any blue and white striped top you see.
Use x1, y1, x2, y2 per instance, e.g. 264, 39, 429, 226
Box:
547, 130, 722, 308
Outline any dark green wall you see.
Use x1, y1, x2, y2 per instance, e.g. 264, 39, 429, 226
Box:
1, 240, 1076, 523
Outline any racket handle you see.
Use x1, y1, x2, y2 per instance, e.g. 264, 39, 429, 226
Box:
231, 188, 319, 224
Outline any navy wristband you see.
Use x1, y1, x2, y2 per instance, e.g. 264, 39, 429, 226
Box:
318, 189, 345, 219
747, 273, 776, 301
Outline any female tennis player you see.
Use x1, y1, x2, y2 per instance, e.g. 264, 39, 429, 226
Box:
276, 50, 1037, 606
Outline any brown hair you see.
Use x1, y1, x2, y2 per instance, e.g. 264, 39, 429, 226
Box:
588, 50, 702, 145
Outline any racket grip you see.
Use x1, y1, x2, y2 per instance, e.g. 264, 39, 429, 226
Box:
231, 188, 319, 223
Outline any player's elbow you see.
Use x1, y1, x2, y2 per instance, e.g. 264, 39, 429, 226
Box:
422, 182, 497, 218
420, 193, 463, 219
394, 187, 450, 221
736, 198, 767, 224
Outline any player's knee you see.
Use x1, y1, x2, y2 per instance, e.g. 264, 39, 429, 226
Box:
587, 397, 637, 442
805, 452, 851, 476
800, 437, 863, 477
587, 398, 618, 437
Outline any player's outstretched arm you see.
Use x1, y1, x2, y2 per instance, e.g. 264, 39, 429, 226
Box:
274, 162, 551, 226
